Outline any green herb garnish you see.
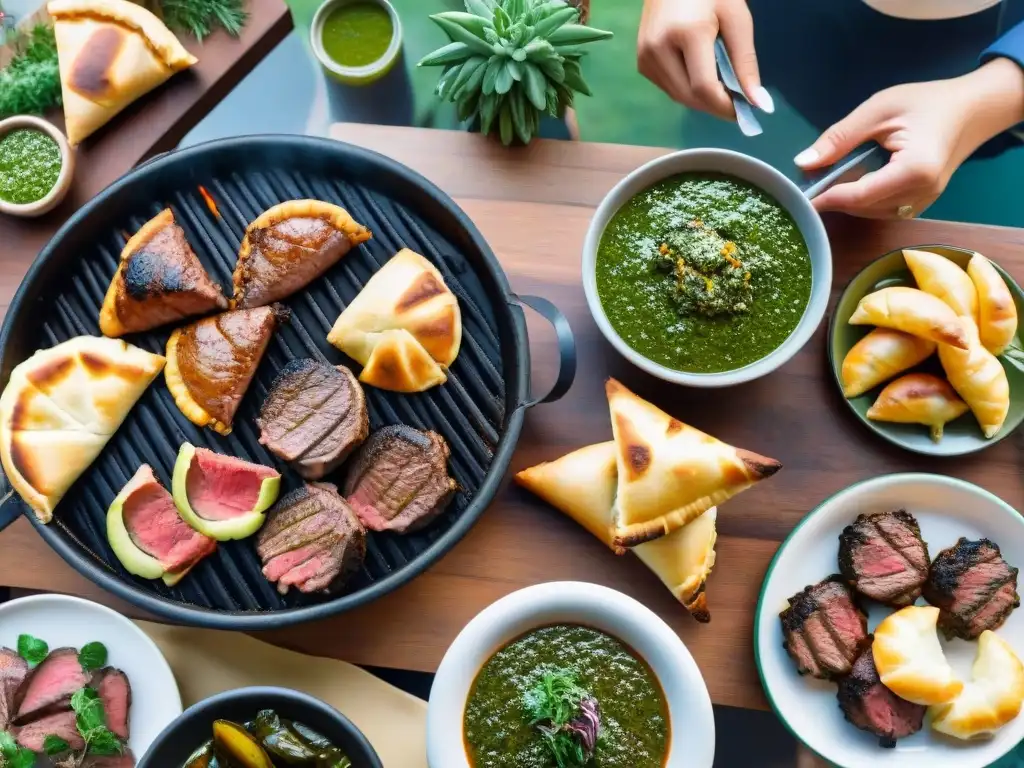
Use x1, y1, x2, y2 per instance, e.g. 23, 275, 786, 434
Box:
0, 731, 35, 768
151, 0, 248, 41
70, 688, 122, 757
16, 634, 47, 667
42, 736, 70, 756
0, 25, 60, 119
523, 669, 600, 768
77, 642, 107, 672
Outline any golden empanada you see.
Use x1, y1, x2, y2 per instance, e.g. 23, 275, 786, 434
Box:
849, 287, 968, 349
968, 252, 1018, 355
938, 320, 1010, 439
841, 328, 935, 398
903, 248, 978, 320
866, 373, 969, 442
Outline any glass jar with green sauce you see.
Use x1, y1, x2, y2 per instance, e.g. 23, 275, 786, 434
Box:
0, 128, 62, 206
320, 1, 394, 69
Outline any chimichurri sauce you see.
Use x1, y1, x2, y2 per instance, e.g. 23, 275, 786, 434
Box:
463, 624, 669, 768
0, 129, 61, 205
320, 1, 393, 68
596, 172, 812, 373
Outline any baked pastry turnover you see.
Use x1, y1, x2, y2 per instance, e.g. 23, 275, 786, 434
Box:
841, 328, 936, 398
872, 605, 963, 706
849, 287, 969, 349
968, 252, 1018, 356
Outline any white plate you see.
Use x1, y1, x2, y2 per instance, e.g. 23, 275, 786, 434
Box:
755, 473, 1024, 768
0, 594, 182, 758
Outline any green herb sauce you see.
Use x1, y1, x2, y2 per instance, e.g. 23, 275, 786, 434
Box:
320, 2, 393, 68
0, 128, 61, 205
596, 172, 812, 373
463, 624, 669, 768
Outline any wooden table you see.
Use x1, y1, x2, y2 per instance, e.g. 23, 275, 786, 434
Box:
3, 124, 1024, 712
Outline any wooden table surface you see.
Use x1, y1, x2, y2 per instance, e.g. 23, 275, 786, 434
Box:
3, 124, 1024, 711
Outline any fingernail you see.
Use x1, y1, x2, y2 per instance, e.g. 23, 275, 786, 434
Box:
752, 86, 775, 114
794, 148, 818, 167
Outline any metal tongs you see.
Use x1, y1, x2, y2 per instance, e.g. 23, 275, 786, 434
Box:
714, 36, 763, 137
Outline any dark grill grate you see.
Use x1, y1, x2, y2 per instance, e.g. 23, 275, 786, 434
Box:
3, 137, 523, 626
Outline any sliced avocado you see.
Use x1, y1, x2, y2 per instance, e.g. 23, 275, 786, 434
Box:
106, 482, 166, 581
172, 442, 280, 541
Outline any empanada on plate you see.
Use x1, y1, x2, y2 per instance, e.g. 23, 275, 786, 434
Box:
903, 248, 978, 321
606, 378, 780, 548
968, 252, 1018, 356
866, 373, 969, 442
841, 328, 935, 398
873, 605, 962, 706
515, 441, 718, 622
849, 287, 968, 349
938, 320, 1010, 439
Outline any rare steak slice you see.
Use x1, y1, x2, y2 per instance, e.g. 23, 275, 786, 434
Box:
15, 647, 90, 722
256, 359, 369, 480
837, 645, 926, 748
179, 445, 280, 522
94, 667, 132, 740
343, 425, 457, 534
257, 483, 366, 595
16, 709, 86, 751
924, 537, 1020, 639
0, 648, 28, 730
780, 575, 869, 679
838, 510, 929, 607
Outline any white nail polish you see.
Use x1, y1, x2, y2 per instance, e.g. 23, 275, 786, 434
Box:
753, 86, 775, 114
794, 148, 819, 167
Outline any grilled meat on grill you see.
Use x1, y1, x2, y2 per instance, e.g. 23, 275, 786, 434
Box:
257, 359, 369, 480
923, 537, 1020, 640
838, 510, 929, 607
780, 575, 869, 679
837, 645, 926, 748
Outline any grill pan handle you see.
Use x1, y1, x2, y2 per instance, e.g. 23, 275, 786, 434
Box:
512, 294, 577, 407
0, 471, 20, 534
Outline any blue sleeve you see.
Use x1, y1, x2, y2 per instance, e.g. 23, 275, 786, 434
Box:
982, 20, 1024, 70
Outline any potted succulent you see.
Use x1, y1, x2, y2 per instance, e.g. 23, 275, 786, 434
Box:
418, 0, 612, 146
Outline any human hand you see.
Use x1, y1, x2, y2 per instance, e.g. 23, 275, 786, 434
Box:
796, 58, 1024, 219
637, 0, 774, 120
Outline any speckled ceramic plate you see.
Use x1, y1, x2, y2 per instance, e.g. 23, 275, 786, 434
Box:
828, 244, 1024, 456
755, 474, 1024, 768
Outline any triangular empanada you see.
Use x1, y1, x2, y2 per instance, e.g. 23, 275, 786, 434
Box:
515, 442, 718, 622
0, 336, 165, 522
100, 209, 227, 337
606, 378, 780, 547
48, 0, 197, 146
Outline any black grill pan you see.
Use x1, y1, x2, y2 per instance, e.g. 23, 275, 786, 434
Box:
0, 135, 576, 629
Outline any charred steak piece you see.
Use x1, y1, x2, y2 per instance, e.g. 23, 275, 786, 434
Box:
16, 709, 86, 752
343, 426, 457, 534
780, 576, 869, 679
94, 667, 132, 740
0, 648, 28, 730
837, 645, 926, 748
15, 647, 91, 722
257, 359, 369, 480
923, 537, 1020, 640
257, 483, 366, 595
838, 510, 929, 607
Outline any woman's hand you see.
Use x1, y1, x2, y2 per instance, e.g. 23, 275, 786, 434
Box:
796, 58, 1024, 219
637, 0, 774, 120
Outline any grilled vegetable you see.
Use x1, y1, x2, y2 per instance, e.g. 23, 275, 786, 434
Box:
213, 720, 273, 768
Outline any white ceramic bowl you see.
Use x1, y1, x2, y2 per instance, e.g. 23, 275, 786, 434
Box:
582, 148, 832, 387
756, 474, 1024, 768
0, 593, 182, 757
427, 581, 715, 768
0, 115, 75, 218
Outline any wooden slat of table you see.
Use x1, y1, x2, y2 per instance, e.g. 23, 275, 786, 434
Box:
4, 125, 1024, 711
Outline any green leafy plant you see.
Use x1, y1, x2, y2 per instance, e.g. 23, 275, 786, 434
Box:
42, 736, 70, 756
418, 0, 612, 146
149, 0, 248, 41
523, 669, 601, 768
77, 642, 107, 672
70, 687, 123, 757
0, 730, 35, 768
16, 634, 47, 667
0, 25, 60, 119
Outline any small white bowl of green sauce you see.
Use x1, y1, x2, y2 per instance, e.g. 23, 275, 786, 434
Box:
311, 0, 403, 86
0, 115, 74, 218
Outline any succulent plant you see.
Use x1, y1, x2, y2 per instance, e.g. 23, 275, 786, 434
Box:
418, 0, 612, 146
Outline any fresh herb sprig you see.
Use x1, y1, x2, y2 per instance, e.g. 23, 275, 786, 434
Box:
0, 731, 35, 768
151, 0, 248, 41
523, 670, 600, 768
70, 688, 123, 757
77, 642, 107, 672
16, 634, 47, 667
0, 25, 60, 119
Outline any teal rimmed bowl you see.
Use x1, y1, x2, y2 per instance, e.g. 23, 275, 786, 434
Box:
828, 244, 1024, 456
754, 473, 1024, 768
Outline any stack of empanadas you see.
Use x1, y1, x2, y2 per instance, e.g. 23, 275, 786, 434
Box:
328, 249, 462, 393
515, 379, 781, 622
843, 248, 1016, 441
0, 336, 165, 522
48, 0, 198, 146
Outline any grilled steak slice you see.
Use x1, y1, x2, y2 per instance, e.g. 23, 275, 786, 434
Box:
923, 537, 1020, 639
181, 445, 279, 522
94, 667, 132, 740
0, 648, 28, 730
343, 426, 457, 533
257, 483, 366, 594
838, 510, 929, 607
16, 709, 86, 751
257, 359, 369, 480
781, 576, 869, 679
837, 645, 926, 748
15, 647, 90, 722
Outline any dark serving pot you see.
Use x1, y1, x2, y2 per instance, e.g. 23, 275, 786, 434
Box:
137, 686, 383, 768
0, 135, 576, 629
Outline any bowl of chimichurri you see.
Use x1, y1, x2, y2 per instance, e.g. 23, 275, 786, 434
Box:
426, 581, 715, 768
0, 115, 74, 218
310, 0, 403, 85
583, 149, 832, 387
